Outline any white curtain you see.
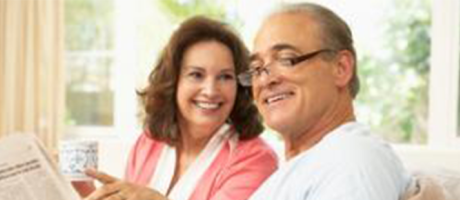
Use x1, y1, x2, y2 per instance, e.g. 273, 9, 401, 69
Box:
0, 0, 65, 151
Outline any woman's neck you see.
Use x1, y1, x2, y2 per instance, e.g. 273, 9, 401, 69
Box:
177, 122, 219, 156
166, 123, 219, 195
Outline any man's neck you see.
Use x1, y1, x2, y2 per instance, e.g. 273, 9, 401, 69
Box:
284, 93, 355, 160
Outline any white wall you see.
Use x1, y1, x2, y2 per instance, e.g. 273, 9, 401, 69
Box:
98, 137, 136, 178
394, 145, 460, 172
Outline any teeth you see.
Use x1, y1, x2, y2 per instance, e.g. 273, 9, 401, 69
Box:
266, 94, 290, 104
196, 102, 220, 109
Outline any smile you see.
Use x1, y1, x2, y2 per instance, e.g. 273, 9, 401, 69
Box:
264, 92, 294, 105
195, 101, 221, 110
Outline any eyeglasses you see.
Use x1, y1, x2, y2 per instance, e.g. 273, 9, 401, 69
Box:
237, 49, 336, 86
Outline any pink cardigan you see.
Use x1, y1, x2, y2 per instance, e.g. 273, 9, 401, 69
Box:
125, 132, 278, 200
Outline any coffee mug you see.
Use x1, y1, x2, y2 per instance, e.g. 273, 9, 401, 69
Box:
59, 140, 98, 181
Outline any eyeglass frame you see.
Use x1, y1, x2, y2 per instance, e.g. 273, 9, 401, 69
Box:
237, 48, 336, 87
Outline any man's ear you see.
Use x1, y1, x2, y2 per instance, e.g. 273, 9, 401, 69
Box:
333, 50, 354, 88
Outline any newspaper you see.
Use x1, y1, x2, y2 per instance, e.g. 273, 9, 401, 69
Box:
0, 134, 80, 200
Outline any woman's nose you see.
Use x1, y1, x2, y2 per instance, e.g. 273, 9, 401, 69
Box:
201, 79, 218, 96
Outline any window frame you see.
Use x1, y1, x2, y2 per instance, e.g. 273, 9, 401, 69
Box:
428, 0, 460, 148
392, 0, 460, 172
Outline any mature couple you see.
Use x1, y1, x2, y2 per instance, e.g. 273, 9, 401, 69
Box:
75, 2, 411, 200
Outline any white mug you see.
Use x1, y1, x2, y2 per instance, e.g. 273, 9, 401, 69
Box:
59, 140, 98, 181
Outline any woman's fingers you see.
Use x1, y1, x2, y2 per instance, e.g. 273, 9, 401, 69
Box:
82, 170, 164, 200
83, 169, 123, 200
84, 181, 123, 200
85, 168, 118, 184
71, 181, 95, 197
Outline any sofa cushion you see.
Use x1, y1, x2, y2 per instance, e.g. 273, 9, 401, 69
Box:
405, 168, 460, 200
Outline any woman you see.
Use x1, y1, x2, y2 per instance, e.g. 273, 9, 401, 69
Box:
79, 16, 278, 200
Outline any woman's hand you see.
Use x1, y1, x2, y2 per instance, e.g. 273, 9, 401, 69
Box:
72, 180, 95, 198
84, 169, 168, 200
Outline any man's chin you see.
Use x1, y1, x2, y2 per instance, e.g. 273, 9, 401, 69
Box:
265, 119, 291, 134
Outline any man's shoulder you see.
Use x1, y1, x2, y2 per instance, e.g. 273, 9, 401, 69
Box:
300, 122, 404, 170
250, 122, 411, 200
312, 122, 410, 183
320, 122, 392, 157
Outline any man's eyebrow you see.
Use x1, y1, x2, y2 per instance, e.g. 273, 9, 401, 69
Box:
250, 43, 302, 61
272, 43, 301, 52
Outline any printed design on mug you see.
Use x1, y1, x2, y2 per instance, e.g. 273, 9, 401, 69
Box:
59, 141, 98, 180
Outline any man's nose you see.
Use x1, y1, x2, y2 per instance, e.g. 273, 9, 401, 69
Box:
255, 67, 280, 88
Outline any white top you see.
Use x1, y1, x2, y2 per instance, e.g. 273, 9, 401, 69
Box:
250, 122, 411, 200
149, 124, 236, 200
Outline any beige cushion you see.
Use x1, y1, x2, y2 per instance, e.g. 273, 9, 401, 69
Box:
404, 168, 460, 200
424, 169, 460, 200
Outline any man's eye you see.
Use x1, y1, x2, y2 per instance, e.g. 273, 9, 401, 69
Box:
278, 57, 295, 67
249, 60, 263, 70
251, 67, 265, 76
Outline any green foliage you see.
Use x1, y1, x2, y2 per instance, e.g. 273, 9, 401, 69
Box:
65, 0, 114, 50
386, 0, 431, 75
356, 0, 430, 143
156, 0, 226, 23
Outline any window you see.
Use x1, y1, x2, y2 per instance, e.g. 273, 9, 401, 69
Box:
349, 0, 430, 144
65, 0, 139, 135
65, 0, 115, 128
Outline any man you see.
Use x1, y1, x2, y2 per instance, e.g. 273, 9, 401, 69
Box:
237, 2, 411, 200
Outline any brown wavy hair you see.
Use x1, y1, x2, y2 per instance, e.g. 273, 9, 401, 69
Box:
138, 16, 264, 145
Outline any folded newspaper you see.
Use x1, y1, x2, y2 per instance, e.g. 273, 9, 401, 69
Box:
0, 134, 80, 200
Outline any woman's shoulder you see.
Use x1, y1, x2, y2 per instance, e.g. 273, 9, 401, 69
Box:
131, 130, 165, 153
236, 136, 272, 149
212, 136, 278, 188
230, 136, 278, 164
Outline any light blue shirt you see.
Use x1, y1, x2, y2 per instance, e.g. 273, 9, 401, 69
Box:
250, 122, 411, 200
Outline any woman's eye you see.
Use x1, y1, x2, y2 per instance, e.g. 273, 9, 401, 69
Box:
218, 73, 235, 81
188, 71, 203, 80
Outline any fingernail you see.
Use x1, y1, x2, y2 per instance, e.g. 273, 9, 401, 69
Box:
84, 167, 96, 174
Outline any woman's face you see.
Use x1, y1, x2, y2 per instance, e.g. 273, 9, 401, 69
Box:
176, 40, 237, 134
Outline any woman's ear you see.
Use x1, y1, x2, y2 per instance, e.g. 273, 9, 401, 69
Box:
333, 50, 355, 88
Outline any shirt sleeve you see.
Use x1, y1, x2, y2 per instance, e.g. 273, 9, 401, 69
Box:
210, 138, 278, 200
308, 148, 410, 200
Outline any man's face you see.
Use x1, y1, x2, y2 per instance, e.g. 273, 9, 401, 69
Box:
251, 13, 340, 138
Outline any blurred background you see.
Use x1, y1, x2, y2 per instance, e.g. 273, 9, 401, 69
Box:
64, 0, 432, 143
1, 0, 459, 173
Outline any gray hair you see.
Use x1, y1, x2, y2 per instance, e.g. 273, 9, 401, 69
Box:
269, 2, 360, 98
